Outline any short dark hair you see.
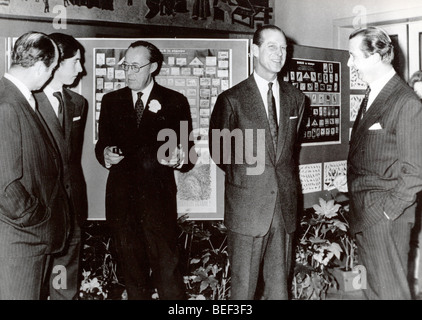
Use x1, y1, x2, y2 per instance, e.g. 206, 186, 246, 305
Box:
128, 40, 164, 77
349, 26, 394, 64
49, 33, 83, 63
11, 31, 57, 68
253, 25, 284, 46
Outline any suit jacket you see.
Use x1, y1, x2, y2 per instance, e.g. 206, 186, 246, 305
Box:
95, 83, 196, 230
209, 75, 305, 237
348, 74, 422, 234
0, 77, 70, 257
34, 87, 88, 226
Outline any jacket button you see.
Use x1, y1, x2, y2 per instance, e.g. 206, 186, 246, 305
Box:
271, 191, 275, 194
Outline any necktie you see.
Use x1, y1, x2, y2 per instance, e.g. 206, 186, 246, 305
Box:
360, 86, 371, 118
53, 91, 65, 131
135, 91, 144, 127
267, 82, 278, 150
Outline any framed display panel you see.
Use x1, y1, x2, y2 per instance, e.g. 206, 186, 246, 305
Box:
284, 45, 351, 208
77, 38, 249, 220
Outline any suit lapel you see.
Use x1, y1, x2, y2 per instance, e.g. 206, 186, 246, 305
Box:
35, 91, 65, 156
244, 76, 277, 163
63, 88, 75, 140
2, 78, 60, 167
275, 82, 292, 162
350, 74, 400, 154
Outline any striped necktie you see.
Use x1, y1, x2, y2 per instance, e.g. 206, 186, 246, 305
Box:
267, 82, 278, 150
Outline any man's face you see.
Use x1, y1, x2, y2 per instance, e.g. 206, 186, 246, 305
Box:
253, 29, 287, 81
347, 35, 375, 84
54, 49, 83, 86
124, 46, 157, 91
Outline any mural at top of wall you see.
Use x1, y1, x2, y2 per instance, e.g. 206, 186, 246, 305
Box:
42, 0, 113, 13
16, 0, 273, 30
40, 0, 239, 19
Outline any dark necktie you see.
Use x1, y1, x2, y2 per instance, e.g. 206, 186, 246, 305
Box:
267, 82, 278, 150
135, 91, 144, 127
53, 91, 65, 132
360, 86, 371, 118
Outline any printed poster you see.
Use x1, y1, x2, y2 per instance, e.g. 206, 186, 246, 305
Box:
282, 58, 341, 145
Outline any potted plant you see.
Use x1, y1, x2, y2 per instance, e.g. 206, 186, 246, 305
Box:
292, 197, 347, 299
326, 174, 367, 292
177, 215, 231, 300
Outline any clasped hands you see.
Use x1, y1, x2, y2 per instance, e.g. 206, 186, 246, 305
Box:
104, 144, 184, 169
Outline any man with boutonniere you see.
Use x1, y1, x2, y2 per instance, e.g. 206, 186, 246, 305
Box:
95, 40, 196, 300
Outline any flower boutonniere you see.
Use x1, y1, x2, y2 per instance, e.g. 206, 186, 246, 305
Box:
149, 100, 161, 113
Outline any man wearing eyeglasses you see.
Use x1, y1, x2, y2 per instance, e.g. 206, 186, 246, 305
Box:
95, 41, 196, 300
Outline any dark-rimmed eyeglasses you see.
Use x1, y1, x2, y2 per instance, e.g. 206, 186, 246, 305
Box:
121, 62, 151, 73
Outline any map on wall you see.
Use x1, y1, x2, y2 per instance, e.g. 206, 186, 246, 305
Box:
92, 46, 231, 215
282, 58, 341, 146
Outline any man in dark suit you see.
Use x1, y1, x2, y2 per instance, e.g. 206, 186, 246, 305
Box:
209, 25, 305, 300
0, 31, 70, 299
347, 26, 422, 300
34, 33, 88, 300
95, 40, 196, 300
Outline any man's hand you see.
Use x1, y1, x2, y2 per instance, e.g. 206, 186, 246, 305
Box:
160, 144, 185, 169
104, 146, 124, 168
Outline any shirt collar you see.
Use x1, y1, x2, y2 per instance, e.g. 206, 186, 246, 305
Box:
253, 71, 279, 91
4, 72, 35, 110
132, 80, 154, 105
44, 85, 62, 97
368, 68, 395, 97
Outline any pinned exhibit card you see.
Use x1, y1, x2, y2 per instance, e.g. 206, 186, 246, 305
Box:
350, 67, 366, 90
350, 94, 364, 121
96, 53, 105, 66
323, 160, 347, 191
175, 142, 217, 215
218, 51, 229, 59
176, 57, 187, 66
95, 68, 107, 76
205, 56, 217, 66
299, 163, 322, 194
106, 57, 116, 66
115, 69, 125, 80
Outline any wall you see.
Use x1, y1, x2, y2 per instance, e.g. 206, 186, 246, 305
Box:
274, 0, 422, 49
0, 0, 275, 36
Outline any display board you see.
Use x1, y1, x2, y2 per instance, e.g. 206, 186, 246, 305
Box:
283, 58, 341, 145
282, 45, 350, 208
77, 38, 249, 220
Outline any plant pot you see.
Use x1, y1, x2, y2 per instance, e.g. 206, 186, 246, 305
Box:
331, 265, 367, 292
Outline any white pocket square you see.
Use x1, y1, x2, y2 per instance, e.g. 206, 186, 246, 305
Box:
289, 116, 298, 119
73, 116, 81, 121
369, 122, 382, 130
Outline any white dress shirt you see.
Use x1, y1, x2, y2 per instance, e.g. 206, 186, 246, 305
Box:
253, 71, 280, 124
366, 68, 396, 111
132, 80, 154, 108
4, 73, 36, 110
44, 85, 63, 118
